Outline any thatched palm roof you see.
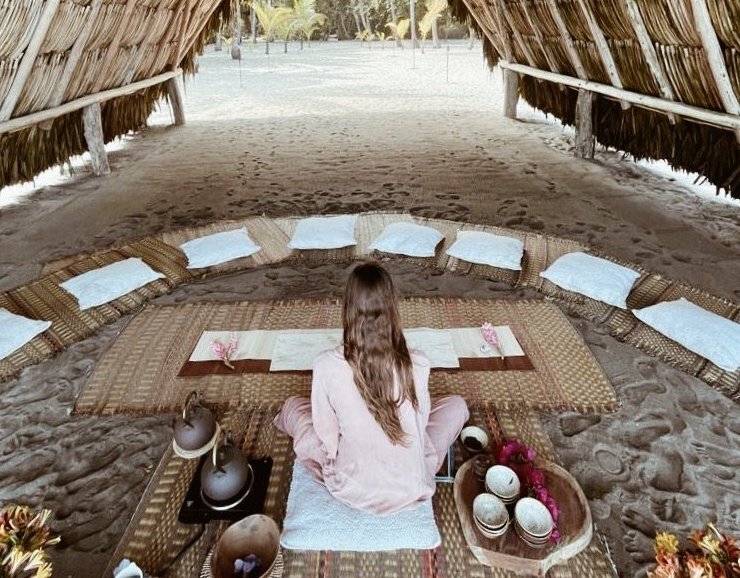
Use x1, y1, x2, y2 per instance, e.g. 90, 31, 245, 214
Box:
0, 0, 738, 196
449, 0, 740, 196
0, 0, 229, 187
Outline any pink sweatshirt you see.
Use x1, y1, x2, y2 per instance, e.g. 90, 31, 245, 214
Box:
311, 347, 439, 515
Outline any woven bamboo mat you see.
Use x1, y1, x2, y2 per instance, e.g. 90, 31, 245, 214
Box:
104, 403, 615, 578
0, 238, 189, 382
75, 297, 617, 416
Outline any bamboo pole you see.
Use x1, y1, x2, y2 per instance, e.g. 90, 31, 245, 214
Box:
0, 69, 182, 136
624, 0, 678, 123
48, 0, 103, 108
499, 61, 740, 138
166, 76, 185, 125
689, 0, 740, 116
498, 1, 539, 67
575, 0, 621, 87
458, 0, 506, 58
521, 0, 560, 73
544, 0, 587, 80
492, 0, 513, 61
0, 0, 62, 120
172, 0, 199, 68
91, 0, 138, 94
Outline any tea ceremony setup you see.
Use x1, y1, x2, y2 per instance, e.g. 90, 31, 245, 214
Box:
0, 1, 739, 578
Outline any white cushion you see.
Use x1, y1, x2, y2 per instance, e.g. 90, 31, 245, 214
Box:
539, 251, 640, 309
633, 298, 740, 372
179, 227, 261, 269
60, 258, 165, 310
0, 309, 52, 360
280, 462, 441, 551
446, 230, 524, 270
369, 222, 444, 258
288, 215, 357, 250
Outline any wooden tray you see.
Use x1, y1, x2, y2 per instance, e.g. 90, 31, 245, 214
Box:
453, 458, 592, 577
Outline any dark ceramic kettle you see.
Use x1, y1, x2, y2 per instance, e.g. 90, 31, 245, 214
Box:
173, 391, 217, 457
201, 431, 253, 510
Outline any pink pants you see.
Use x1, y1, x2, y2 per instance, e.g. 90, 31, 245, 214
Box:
274, 394, 470, 479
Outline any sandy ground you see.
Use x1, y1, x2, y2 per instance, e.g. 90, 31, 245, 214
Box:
0, 41, 738, 578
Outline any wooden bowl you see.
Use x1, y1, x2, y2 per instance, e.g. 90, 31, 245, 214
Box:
454, 459, 593, 577
212, 515, 280, 578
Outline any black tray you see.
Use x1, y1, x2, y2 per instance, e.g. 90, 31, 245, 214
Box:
178, 456, 273, 524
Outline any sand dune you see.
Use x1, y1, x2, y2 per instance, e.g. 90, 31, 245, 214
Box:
0, 42, 738, 578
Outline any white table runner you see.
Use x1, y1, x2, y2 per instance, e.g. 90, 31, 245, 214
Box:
189, 326, 523, 371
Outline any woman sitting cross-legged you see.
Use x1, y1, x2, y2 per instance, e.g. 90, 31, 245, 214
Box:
274, 261, 469, 515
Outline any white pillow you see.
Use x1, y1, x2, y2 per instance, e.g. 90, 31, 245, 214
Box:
179, 227, 261, 269
633, 298, 740, 372
0, 309, 52, 360
369, 222, 444, 258
539, 251, 640, 309
446, 230, 524, 270
60, 257, 165, 310
288, 215, 357, 250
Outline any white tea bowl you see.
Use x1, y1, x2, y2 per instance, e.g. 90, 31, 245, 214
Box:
514, 497, 553, 539
460, 426, 489, 453
473, 493, 509, 538
485, 465, 520, 502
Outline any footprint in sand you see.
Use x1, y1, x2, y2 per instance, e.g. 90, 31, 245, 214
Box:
638, 446, 686, 493
558, 413, 601, 437
594, 445, 627, 476
623, 414, 671, 449
621, 379, 667, 405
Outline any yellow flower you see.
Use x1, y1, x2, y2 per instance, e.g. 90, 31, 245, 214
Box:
655, 532, 680, 557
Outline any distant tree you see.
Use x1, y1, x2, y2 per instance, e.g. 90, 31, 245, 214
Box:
418, 0, 445, 52
385, 18, 409, 48
293, 0, 327, 48
251, 1, 295, 54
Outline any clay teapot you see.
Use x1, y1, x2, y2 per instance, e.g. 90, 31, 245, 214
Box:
173, 391, 218, 458
201, 430, 253, 510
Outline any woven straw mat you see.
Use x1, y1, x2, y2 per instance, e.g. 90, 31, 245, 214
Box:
75, 297, 617, 416
104, 404, 615, 578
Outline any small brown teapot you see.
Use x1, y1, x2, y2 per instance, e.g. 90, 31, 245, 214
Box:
201, 430, 254, 510
173, 391, 218, 458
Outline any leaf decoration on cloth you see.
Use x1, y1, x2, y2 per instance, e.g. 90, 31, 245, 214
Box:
481, 322, 504, 359
210, 333, 238, 369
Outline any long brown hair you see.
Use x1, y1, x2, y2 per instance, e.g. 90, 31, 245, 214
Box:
342, 262, 418, 445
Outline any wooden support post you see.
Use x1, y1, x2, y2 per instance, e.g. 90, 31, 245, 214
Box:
575, 88, 595, 159
82, 102, 110, 176
503, 68, 519, 119
0, 0, 61, 120
166, 77, 185, 126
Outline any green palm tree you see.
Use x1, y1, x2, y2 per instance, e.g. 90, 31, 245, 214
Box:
292, 0, 326, 49
251, 1, 295, 55
418, 0, 445, 52
385, 18, 409, 48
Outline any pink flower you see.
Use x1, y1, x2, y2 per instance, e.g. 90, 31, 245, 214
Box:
210, 333, 238, 369
481, 322, 504, 359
